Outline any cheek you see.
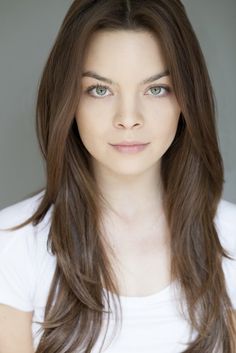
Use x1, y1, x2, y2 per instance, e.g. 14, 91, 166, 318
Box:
150, 110, 180, 153
75, 102, 94, 136
76, 119, 93, 147
75, 100, 112, 141
152, 107, 180, 137
75, 111, 107, 157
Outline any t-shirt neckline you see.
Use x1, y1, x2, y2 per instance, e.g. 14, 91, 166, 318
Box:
102, 279, 177, 307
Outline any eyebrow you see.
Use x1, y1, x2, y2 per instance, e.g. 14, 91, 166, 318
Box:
82, 69, 170, 85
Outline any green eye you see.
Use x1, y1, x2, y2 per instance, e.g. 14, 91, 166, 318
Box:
95, 86, 107, 96
86, 84, 109, 97
148, 86, 171, 97
150, 87, 161, 95
85, 83, 171, 98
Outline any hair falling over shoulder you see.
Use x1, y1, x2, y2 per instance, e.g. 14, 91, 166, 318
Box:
6, 0, 236, 352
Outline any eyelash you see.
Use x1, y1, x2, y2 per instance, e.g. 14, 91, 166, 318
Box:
85, 83, 171, 98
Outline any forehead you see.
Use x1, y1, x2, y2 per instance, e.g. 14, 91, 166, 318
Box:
83, 30, 167, 71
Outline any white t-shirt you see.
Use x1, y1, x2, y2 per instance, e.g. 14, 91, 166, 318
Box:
0, 190, 236, 353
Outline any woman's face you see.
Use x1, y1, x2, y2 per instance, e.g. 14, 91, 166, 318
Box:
75, 30, 181, 178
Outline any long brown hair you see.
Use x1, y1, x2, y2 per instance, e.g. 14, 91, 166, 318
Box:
3, 0, 236, 352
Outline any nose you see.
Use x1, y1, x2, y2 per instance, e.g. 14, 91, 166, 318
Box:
113, 97, 144, 129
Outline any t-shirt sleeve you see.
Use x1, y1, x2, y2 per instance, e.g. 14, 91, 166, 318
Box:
0, 230, 35, 312
215, 199, 236, 310
0, 195, 41, 313
223, 254, 236, 309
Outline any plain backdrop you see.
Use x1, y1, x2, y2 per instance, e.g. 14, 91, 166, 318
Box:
0, 0, 235, 209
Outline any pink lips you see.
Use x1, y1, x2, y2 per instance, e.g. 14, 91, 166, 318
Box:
111, 141, 149, 146
110, 142, 150, 154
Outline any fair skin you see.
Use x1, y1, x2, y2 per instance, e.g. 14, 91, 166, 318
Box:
75, 30, 181, 296
0, 30, 181, 353
0, 30, 235, 353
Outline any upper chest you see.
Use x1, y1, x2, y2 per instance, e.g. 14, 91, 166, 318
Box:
102, 211, 170, 258
101, 216, 172, 296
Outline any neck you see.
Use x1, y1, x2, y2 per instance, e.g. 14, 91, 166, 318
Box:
93, 161, 164, 223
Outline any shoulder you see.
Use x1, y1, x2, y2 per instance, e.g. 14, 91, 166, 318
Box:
214, 198, 236, 256
0, 190, 55, 311
0, 189, 54, 268
0, 189, 52, 252
214, 198, 236, 309
0, 189, 46, 230
0, 190, 52, 257
215, 198, 236, 229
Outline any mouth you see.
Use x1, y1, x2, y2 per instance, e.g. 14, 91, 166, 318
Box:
109, 142, 150, 154
110, 141, 149, 146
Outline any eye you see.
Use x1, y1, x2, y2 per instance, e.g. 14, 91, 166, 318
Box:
147, 85, 171, 97
85, 84, 110, 98
85, 83, 171, 98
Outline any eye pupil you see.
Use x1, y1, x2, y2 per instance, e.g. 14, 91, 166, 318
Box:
97, 86, 106, 95
151, 87, 161, 95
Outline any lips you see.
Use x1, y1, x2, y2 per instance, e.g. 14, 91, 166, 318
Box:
111, 141, 149, 154
110, 141, 149, 146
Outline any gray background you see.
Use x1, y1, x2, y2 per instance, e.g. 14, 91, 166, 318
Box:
0, 0, 235, 209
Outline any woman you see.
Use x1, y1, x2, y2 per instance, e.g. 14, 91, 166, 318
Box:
0, 0, 236, 352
